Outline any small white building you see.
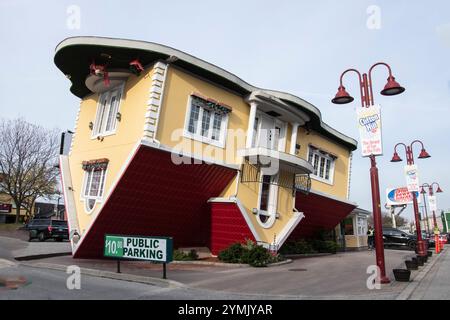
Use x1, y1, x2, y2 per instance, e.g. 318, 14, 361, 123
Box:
337, 208, 370, 250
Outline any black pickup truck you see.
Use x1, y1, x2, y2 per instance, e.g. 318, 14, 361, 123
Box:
26, 219, 69, 242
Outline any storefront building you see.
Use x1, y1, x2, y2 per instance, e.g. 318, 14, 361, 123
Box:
55, 37, 358, 258
338, 208, 370, 250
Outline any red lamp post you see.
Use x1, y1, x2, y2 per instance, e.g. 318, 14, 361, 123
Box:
420, 183, 443, 229
420, 182, 443, 252
332, 62, 405, 284
390, 140, 431, 257
419, 186, 432, 235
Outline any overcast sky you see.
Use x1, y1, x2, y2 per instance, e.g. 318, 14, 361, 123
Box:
1, 0, 449, 222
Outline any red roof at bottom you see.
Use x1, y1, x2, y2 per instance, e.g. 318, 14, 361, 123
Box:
288, 192, 357, 240
73, 145, 236, 258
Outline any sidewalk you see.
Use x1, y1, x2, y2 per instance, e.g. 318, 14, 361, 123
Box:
22, 249, 417, 299
407, 247, 450, 299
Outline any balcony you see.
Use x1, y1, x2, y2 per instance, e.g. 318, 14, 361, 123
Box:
238, 147, 313, 175
238, 147, 313, 194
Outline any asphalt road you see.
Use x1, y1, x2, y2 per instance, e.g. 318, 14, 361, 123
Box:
1, 235, 448, 300
1, 263, 278, 300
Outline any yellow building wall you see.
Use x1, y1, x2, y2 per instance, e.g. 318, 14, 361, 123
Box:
0, 193, 27, 217
296, 127, 351, 199
67, 63, 352, 244
68, 69, 153, 234
158, 67, 297, 244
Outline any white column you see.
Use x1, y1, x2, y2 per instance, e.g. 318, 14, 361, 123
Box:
289, 122, 299, 155
246, 102, 257, 148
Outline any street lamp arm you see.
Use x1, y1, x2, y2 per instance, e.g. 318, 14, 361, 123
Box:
368, 62, 393, 77
411, 139, 426, 150
339, 68, 365, 107
393, 142, 408, 155
368, 62, 393, 106
430, 182, 440, 189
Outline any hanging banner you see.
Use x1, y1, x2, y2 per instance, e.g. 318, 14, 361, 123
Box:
404, 165, 420, 192
428, 195, 437, 212
356, 104, 383, 157
386, 187, 420, 206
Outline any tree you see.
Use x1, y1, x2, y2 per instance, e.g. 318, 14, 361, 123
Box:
368, 211, 409, 228
0, 118, 60, 223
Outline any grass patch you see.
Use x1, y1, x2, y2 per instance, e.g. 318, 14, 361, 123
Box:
0, 223, 24, 232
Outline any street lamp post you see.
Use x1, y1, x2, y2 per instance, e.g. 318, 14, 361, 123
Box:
332, 62, 405, 284
419, 193, 431, 235
390, 140, 431, 257
420, 183, 443, 229
420, 182, 443, 252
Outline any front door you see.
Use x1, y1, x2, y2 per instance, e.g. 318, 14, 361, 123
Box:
253, 114, 286, 151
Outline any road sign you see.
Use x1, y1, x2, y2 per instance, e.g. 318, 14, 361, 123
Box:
428, 196, 437, 212
357, 104, 383, 157
404, 165, 420, 192
386, 187, 420, 206
104, 235, 173, 263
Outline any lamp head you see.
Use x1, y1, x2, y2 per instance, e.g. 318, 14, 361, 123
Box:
418, 148, 431, 159
380, 76, 405, 96
436, 186, 443, 193
331, 86, 354, 104
390, 152, 402, 162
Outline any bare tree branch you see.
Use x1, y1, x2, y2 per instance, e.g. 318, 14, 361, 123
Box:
0, 118, 60, 223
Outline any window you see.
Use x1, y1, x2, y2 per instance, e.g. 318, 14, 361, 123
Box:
81, 159, 108, 213
257, 174, 278, 228
93, 85, 123, 137
357, 216, 367, 236
184, 95, 230, 147
343, 217, 354, 235
308, 146, 336, 184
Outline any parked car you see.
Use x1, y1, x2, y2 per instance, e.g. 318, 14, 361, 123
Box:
26, 219, 69, 242
382, 227, 417, 250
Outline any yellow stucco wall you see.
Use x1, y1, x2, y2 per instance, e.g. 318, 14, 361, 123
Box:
296, 127, 351, 199
157, 66, 248, 164
67, 63, 352, 244
0, 193, 27, 217
68, 68, 153, 234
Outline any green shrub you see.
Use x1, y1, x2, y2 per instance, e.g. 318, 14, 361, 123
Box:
279, 240, 316, 254
173, 249, 199, 261
311, 240, 338, 253
218, 242, 245, 263
187, 249, 199, 260
218, 241, 280, 267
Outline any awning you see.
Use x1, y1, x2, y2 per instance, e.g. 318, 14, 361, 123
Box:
288, 191, 357, 240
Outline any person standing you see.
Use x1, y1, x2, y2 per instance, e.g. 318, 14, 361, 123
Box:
367, 225, 375, 250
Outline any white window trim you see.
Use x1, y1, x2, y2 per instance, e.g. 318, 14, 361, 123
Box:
183, 95, 229, 148
80, 167, 108, 215
307, 147, 336, 185
256, 173, 278, 229
91, 84, 125, 139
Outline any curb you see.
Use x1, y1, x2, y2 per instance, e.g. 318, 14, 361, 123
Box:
20, 262, 185, 288
284, 253, 333, 259
14, 252, 72, 261
171, 259, 292, 268
396, 250, 445, 300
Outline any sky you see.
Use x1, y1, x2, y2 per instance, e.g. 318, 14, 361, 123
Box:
0, 0, 449, 222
